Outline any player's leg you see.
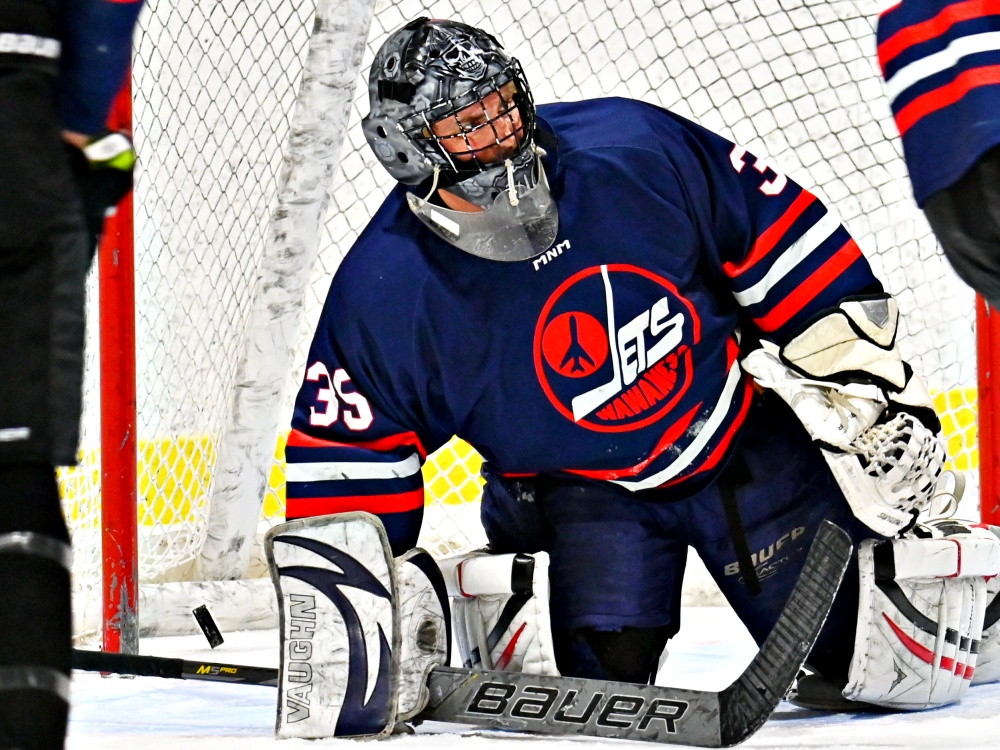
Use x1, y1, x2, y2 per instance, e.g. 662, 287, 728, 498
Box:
481, 467, 687, 684
685, 391, 878, 682
0, 39, 89, 748
0, 466, 72, 749
923, 143, 1000, 309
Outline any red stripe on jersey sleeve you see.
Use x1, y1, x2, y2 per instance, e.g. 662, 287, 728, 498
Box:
895, 63, 1000, 135
287, 428, 428, 459
753, 239, 863, 333
879, 0, 1000, 69
724, 191, 816, 278
285, 488, 425, 519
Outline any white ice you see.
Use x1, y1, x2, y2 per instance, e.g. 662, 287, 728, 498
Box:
69, 605, 1000, 749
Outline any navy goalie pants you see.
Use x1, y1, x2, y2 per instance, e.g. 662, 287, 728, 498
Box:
481, 390, 879, 681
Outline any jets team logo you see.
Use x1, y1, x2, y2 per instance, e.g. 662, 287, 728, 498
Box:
534, 264, 700, 432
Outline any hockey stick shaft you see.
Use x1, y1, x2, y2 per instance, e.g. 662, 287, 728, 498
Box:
419, 520, 852, 747
71, 648, 279, 687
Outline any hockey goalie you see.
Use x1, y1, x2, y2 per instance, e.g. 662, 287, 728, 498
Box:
266, 17, 1000, 738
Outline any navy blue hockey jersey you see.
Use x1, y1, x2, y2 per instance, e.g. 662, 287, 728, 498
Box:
287, 98, 880, 551
878, 0, 1000, 204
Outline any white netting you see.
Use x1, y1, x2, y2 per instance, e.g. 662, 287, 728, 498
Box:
61, 0, 980, 636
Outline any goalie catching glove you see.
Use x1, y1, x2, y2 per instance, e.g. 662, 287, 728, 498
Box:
742, 294, 946, 536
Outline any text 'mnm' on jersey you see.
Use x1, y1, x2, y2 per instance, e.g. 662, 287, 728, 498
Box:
878, 0, 1000, 204
286, 97, 880, 537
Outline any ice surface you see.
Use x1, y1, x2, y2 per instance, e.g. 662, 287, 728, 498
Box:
69, 606, 1000, 749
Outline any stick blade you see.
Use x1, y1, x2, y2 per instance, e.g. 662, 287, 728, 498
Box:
718, 519, 852, 746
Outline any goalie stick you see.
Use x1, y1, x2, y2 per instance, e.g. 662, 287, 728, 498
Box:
72, 521, 851, 747
418, 520, 851, 746
71, 648, 278, 687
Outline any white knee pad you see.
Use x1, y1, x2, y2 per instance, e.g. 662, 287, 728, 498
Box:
394, 549, 451, 721
845, 521, 1000, 709
438, 550, 559, 675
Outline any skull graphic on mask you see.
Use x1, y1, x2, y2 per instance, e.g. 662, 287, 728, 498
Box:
435, 35, 488, 80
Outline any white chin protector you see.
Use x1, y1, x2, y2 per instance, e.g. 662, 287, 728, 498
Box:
406, 153, 559, 262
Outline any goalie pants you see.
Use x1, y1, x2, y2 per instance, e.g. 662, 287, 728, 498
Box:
481, 390, 879, 682
923, 143, 1000, 311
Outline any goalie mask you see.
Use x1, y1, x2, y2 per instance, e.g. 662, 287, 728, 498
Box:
362, 18, 558, 261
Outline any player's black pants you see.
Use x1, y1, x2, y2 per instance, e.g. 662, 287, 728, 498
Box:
481, 391, 879, 685
924, 143, 1000, 310
1, 15, 90, 746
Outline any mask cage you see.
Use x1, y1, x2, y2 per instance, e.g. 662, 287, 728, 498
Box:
396, 60, 536, 177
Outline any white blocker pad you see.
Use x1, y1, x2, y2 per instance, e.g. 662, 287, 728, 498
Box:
845, 527, 1000, 709
438, 550, 559, 675
265, 512, 398, 739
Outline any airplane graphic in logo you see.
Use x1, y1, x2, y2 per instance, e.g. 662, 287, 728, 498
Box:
560, 315, 596, 374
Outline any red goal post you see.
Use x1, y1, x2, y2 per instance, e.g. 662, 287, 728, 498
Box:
63, 0, 999, 648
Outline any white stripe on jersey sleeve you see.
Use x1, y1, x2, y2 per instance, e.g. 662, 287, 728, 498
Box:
285, 453, 422, 482
885, 31, 1000, 103
732, 208, 842, 307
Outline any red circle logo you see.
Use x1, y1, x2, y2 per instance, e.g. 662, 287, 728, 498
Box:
533, 264, 700, 433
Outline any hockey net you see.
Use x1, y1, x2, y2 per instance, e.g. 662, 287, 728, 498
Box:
63, 0, 985, 640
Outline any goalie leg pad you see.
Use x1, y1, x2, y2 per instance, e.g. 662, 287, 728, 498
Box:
972, 524, 1000, 685
975, 575, 1000, 685
266, 512, 398, 739
394, 549, 450, 721
439, 550, 559, 675
844, 526, 1000, 709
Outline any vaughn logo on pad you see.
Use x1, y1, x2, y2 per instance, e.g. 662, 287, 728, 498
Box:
267, 516, 399, 740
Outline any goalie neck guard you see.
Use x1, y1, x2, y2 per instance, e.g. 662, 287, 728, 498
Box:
362, 18, 558, 261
